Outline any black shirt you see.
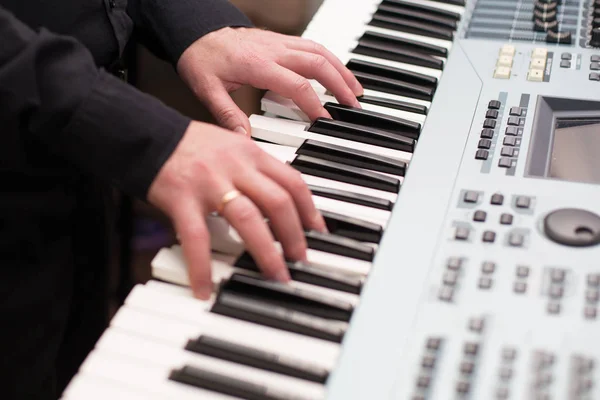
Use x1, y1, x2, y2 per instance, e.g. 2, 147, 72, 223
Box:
0, 0, 252, 198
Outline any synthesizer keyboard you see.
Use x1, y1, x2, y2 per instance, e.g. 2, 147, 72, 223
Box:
63, 0, 600, 399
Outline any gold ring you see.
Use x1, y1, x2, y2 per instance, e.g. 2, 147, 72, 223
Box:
217, 190, 242, 215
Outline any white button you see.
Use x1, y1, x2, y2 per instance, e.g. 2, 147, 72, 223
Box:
531, 48, 548, 59
500, 44, 516, 57
497, 55, 513, 67
493, 66, 511, 79
530, 58, 546, 70
527, 69, 544, 82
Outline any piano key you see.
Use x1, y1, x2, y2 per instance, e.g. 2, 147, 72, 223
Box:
358, 93, 428, 115
369, 0, 465, 16
304, 230, 375, 262
376, 3, 458, 29
348, 58, 438, 90
312, 195, 391, 227
308, 184, 394, 211
212, 291, 347, 343
367, 14, 454, 41
296, 139, 407, 176
301, 174, 398, 203
62, 375, 168, 400
351, 69, 435, 101
319, 209, 384, 243
324, 102, 421, 139
93, 329, 324, 399
120, 284, 341, 367
234, 252, 364, 295
185, 334, 329, 383
221, 273, 355, 322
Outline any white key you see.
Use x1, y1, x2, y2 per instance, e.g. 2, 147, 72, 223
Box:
78, 350, 235, 400
301, 173, 398, 202
120, 284, 341, 367
62, 374, 167, 400
95, 329, 325, 399
312, 195, 391, 226
250, 114, 414, 162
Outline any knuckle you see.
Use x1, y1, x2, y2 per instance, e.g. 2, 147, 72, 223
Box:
268, 192, 293, 214
288, 170, 308, 194
294, 77, 313, 94
235, 201, 259, 225
311, 55, 328, 71
215, 107, 240, 125
259, 251, 284, 274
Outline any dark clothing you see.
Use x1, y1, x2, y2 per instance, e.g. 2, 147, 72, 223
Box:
0, 1, 252, 398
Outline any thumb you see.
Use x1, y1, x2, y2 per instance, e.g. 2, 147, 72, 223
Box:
204, 82, 251, 136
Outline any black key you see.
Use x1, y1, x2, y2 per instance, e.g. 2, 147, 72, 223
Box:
296, 139, 407, 176
381, 0, 461, 21
309, 118, 416, 152
324, 102, 421, 139
368, 14, 454, 41
308, 184, 394, 211
352, 70, 435, 101
320, 209, 383, 243
358, 94, 428, 115
348, 58, 437, 88
170, 365, 293, 400
291, 155, 400, 193
212, 292, 346, 342
377, 4, 458, 29
185, 335, 330, 384
235, 251, 364, 294
363, 28, 450, 57
221, 273, 354, 322
429, 0, 465, 6
305, 230, 375, 261
354, 36, 445, 70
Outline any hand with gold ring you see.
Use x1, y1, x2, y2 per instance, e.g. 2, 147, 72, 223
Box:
148, 120, 328, 299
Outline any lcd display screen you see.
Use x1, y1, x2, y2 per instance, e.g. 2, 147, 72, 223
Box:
549, 118, 600, 184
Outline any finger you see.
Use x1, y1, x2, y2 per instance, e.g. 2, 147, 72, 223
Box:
201, 80, 251, 135
220, 190, 291, 282
279, 50, 360, 108
235, 171, 308, 262
258, 153, 327, 233
171, 198, 213, 299
284, 37, 363, 96
246, 61, 331, 121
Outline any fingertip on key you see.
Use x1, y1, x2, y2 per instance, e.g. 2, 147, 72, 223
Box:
194, 284, 213, 300
275, 269, 291, 283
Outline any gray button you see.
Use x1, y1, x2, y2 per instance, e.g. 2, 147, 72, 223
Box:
591, 62, 600, 70
473, 210, 487, 222
505, 126, 519, 136
586, 289, 599, 302
455, 227, 470, 240
516, 265, 530, 277
496, 387, 509, 400
412, 395, 425, 400
560, 60, 571, 68
514, 281, 527, 293
587, 274, 600, 286
460, 361, 475, 374
498, 158, 512, 168
585, 306, 597, 319
479, 277, 493, 289
534, 373, 553, 388
438, 286, 454, 302
463, 191, 479, 203
447, 257, 463, 271
534, 352, 555, 367
507, 116, 520, 126
516, 196, 531, 208
549, 285, 563, 299
500, 213, 514, 225
422, 355, 436, 369
483, 119, 497, 129
469, 317, 485, 333
503, 136, 517, 146
502, 348, 517, 361
499, 367, 513, 380
481, 261, 496, 274
592, 55, 600, 62
486, 109, 499, 119
481, 128, 494, 138
547, 302, 561, 314
550, 269, 565, 283
427, 337, 442, 350
456, 381, 470, 394
508, 233, 525, 247
416, 375, 431, 388
478, 139, 492, 149
443, 271, 459, 286
509, 107, 522, 116
575, 378, 594, 394
475, 149, 489, 160
482, 231, 496, 243
500, 147, 515, 157
561, 52, 572, 60
491, 193, 504, 205
590, 72, 600, 81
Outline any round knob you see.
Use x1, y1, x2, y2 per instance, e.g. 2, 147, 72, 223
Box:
533, 9, 557, 22
591, 27, 600, 47
534, 18, 559, 32
544, 208, 600, 247
535, 0, 557, 12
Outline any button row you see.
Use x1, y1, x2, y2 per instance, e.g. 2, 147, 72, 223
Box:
494, 45, 515, 79
527, 47, 547, 82
455, 227, 525, 247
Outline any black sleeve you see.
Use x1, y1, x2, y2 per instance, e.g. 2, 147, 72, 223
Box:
127, 0, 253, 64
0, 6, 191, 199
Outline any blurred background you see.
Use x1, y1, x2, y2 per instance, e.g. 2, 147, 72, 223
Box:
110, 0, 324, 311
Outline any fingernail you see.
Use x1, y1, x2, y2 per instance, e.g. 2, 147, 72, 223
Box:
353, 99, 362, 108
275, 269, 291, 283
234, 126, 248, 136
195, 285, 213, 300
315, 212, 329, 233
354, 82, 364, 96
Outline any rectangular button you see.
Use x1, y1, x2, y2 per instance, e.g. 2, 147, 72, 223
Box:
488, 100, 501, 109
490, 194, 504, 205
591, 62, 600, 71
478, 139, 492, 149
500, 147, 514, 157
590, 73, 600, 81
507, 116, 520, 126
503, 137, 517, 146
560, 60, 571, 68
498, 158, 512, 168
483, 119, 497, 129
481, 128, 494, 139
455, 227, 470, 240
505, 126, 519, 136
463, 191, 479, 203
532, 48, 547, 59
508, 233, 524, 247
493, 66, 511, 79
486, 109, 499, 119
497, 55, 513, 67
475, 149, 488, 160
527, 69, 544, 82
509, 107, 522, 116
515, 196, 531, 209
500, 45, 516, 57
